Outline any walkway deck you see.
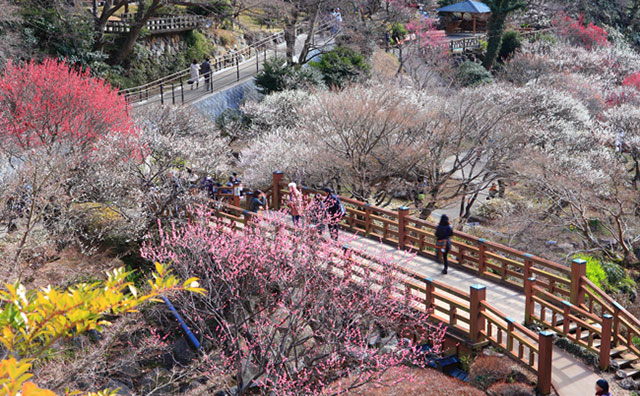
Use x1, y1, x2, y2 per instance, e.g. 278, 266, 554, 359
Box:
345, 232, 600, 396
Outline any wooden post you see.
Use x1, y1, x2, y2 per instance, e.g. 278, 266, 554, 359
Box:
398, 206, 409, 250
171, 83, 175, 105
613, 301, 622, 346
478, 239, 487, 275
525, 276, 536, 325
506, 316, 515, 351
473, 14, 477, 35
600, 314, 613, 370
424, 277, 434, 311
523, 253, 533, 280
570, 258, 586, 307
537, 330, 553, 395
562, 301, 572, 334
470, 284, 486, 342
160, 85, 164, 105
272, 171, 283, 210
365, 204, 372, 236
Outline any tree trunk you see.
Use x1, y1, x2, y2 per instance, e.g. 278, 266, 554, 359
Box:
296, 6, 320, 65
284, 23, 296, 65
482, 12, 507, 70
113, 0, 162, 65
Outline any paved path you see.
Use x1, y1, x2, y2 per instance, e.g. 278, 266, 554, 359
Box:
133, 30, 334, 108
341, 231, 601, 396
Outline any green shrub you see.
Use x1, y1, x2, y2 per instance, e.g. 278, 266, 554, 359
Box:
186, 30, 214, 62
600, 260, 636, 293
390, 22, 408, 45
574, 254, 607, 289
456, 61, 493, 87
310, 46, 371, 88
255, 56, 289, 94
498, 31, 522, 61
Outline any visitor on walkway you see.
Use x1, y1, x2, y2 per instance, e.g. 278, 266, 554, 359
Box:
435, 214, 453, 274
595, 379, 611, 396
189, 59, 200, 90
201, 58, 212, 91
287, 182, 303, 226
308, 193, 327, 235
323, 187, 345, 241
249, 189, 267, 213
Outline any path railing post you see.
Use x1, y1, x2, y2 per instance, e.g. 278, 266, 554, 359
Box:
236, 54, 240, 81
365, 204, 372, 236
600, 314, 613, 370
160, 85, 164, 105
272, 171, 283, 210
424, 277, 434, 312
525, 276, 536, 325
562, 301, 572, 334
613, 301, 622, 346
256, 47, 259, 72
398, 206, 409, 250
570, 258, 586, 306
180, 78, 184, 104
478, 239, 487, 275
171, 83, 175, 104
537, 330, 553, 395
470, 284, 486, 342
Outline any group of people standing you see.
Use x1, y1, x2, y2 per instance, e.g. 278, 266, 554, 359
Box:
249, 182, 345, 241
330, 8, 342, 34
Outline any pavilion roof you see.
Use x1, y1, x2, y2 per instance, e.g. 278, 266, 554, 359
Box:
436, 0, 491, 13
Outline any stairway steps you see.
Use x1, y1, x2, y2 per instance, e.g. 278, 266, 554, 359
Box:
612, 358, 635, 369
621, 367, 640, 379
611, 346, 628, 358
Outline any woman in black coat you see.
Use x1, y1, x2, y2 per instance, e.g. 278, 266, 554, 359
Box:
435, 214, 453, 274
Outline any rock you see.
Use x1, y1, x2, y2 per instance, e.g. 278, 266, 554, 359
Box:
616, 369, 627, 379
106, 379, 134, 396
619, 378, 638, 390
139, 368, 173, 395
172, 338, 196, 365
117, 362, 142, 379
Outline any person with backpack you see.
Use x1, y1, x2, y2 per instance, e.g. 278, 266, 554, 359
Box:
435, 214, 453, 274
595, 379, 612, 396
323, 187, 345, 241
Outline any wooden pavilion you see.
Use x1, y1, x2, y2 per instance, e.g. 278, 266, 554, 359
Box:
437, 0, 491, 35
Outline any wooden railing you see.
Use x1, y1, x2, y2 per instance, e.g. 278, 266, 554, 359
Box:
105, 15, 204, 34
207, 194, 554, 394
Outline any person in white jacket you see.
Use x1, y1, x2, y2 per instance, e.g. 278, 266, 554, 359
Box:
189, 59, 200, 90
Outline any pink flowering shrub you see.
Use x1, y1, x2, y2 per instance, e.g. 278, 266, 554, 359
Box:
623, 72, 640, 91
141, 208, 445, 396
552, 13, 608, 50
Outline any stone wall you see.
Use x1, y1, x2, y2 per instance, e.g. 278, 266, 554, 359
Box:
193, 80, 262, 120
141, 33, 188, 58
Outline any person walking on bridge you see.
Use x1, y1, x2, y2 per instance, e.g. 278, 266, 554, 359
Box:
201, 58, 212, 91
435, 214, 453, 274
595, 379, 612, 396
189, 59, 200, 90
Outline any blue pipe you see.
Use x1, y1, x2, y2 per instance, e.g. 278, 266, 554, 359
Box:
162, 296, 201, 350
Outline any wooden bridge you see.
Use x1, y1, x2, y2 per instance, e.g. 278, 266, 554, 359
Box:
205, 171, 640, 396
